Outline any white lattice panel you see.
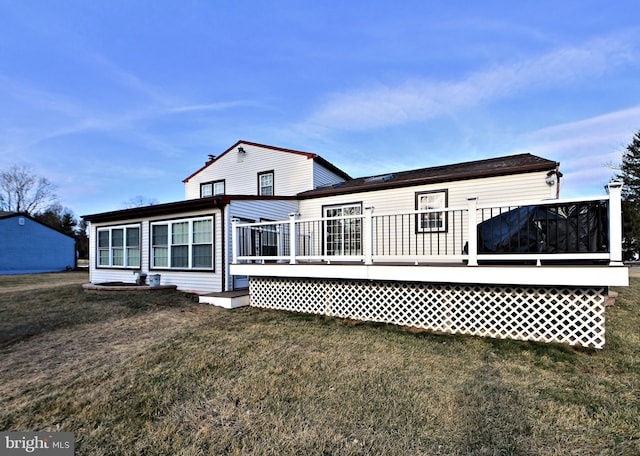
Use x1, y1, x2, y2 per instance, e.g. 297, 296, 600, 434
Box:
249, 278, 607, 349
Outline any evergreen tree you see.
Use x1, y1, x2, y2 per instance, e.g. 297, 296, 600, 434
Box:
616, 130, 640, 260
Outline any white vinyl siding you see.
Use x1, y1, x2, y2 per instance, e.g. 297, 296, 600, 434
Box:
313, 160, 348, 189
297, 172, 553, 259
185, 143, 346, 199
299, 172, 553, 218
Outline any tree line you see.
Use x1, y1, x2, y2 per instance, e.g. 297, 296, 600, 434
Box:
0, 165, 88, 258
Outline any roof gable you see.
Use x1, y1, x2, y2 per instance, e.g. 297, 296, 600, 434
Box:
183, 140, 350, 183
0, 212, 76, 239
298, 153, 559, 198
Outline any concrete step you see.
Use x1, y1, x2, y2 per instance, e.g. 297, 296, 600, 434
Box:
199, 290, 250, 309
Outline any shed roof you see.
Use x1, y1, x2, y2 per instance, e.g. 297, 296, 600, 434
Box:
82, 195, 297, 223
298, 153, 559, 199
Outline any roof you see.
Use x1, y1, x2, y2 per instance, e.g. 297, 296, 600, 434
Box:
0, 211, 76, 239
182, 140, 351, 183
298, 153, 559, 199
82, 195, 297, 223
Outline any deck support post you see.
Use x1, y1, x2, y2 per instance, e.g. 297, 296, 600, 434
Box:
231, 218, 239, 264
608, 182, 624, 266
364, 206, 374, 265
289, 213, 299, 265
467, 197, 479, 267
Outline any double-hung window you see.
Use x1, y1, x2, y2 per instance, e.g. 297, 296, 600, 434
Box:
97, 225, 141, 268
258, 171, 274, 196
416, 190, 448, 232
151, 216, 214, 270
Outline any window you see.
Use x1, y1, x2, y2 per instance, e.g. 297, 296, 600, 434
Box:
151, 216, 214, 270
258, 171, 274, 196
201, 183, 212, 198
96, 225, 141, 268
416, 190, 448, 232
201, 180, 225, 198
213, 181, 225, 195
324, 203, 362, 256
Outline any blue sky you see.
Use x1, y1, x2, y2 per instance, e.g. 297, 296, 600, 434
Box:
1, 1, 639, 217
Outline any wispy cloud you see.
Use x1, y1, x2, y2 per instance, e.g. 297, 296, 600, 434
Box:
300, 34, 638, 133
515, 105, 640, 196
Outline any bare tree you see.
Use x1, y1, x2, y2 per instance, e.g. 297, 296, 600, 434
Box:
0, 165, 58, 214
122, 195, 159, 208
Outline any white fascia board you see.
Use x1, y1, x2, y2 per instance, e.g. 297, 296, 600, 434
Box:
230, 263, 629, 287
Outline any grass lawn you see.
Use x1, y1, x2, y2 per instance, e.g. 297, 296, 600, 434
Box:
1, 270, 639, 455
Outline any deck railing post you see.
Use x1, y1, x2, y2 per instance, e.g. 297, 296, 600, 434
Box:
608, 182, 624, 266
289, 213, 299, 264
364, 206, 374, 265
231, 218, 239, 264
466, 197, 479, 266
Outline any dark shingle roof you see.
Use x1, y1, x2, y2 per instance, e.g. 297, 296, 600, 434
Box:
298, 153, 558, 199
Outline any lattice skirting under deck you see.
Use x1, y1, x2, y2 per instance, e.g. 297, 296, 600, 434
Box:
249, 277, 607, 349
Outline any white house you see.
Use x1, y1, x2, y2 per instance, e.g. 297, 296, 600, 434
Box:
84, 140, 628, 348
83, 140, 350, 295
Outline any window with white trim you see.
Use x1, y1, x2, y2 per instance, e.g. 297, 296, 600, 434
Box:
201, 180, 225, 198
258, 171, 274, 196
97, 225, 141, 268
151, 216, 214, 270
416, 190, 448, 232
324, 203, 362, 256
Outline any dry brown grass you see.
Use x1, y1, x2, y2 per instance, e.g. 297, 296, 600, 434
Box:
1, 271, 639, 455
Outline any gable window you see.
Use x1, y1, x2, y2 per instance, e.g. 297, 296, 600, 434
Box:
258, 171, 274, 196
416, 190, 448, 232
151, 216, 214, 270
97, 225, 141, 268
324, 203, 362, 256
201, 180, 225, 198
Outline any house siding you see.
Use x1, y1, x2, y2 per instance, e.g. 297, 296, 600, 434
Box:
0, 215, 76, 273
298, 171, 553, 218
313, 160, 349, 189
185, 143, 318, 199
296, 171, 554, 259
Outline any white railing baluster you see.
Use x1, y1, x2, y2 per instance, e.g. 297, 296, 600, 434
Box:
466, 197, 478, 267
231, 218, 239, 264
364, 207, 374, 265
608, 182, 623, 266
289, 212, 299, 264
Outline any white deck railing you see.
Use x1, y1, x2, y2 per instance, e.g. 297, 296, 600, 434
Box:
232, 183, 623, 267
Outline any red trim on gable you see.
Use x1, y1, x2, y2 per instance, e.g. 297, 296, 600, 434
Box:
183, 140, 321, 183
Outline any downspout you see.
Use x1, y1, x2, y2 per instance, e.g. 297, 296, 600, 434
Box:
555, 163, 561, 199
